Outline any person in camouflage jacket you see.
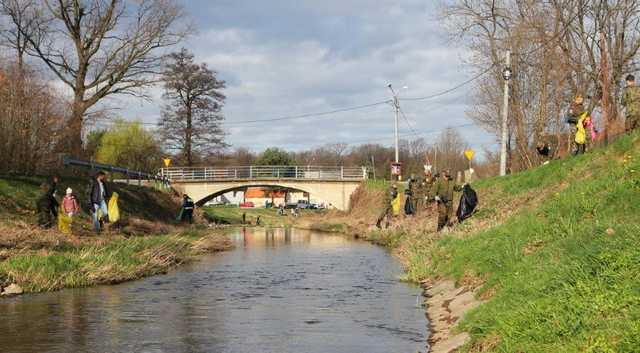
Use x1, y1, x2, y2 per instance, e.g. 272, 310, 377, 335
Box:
622, 74, 640, 133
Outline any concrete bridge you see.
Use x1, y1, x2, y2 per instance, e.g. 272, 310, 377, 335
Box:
161, 166, 368, 210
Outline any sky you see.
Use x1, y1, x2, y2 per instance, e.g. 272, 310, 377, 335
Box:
107, 0, 496, 154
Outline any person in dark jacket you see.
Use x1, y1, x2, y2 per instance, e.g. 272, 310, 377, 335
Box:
46, 176, 60, 222
376, 184, 398, 229
36, 182, 53, 228
89, 171, 111, 232
181, 195, 195, 224
433, 169, 463, 231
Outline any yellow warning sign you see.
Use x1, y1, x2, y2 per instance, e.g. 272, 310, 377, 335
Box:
464, 149, 475, 161
163, 158, 172, 167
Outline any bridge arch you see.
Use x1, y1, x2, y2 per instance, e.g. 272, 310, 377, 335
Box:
172, 179, 362, 211
194, 184, 310, 207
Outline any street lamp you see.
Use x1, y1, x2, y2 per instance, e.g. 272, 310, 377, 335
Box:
502, 67, 513, 81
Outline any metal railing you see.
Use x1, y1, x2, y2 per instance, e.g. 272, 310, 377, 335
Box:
160, 166, 369, 182
64, 157, 170, 187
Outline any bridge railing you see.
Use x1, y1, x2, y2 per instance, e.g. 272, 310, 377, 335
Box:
160, 166, 368, 181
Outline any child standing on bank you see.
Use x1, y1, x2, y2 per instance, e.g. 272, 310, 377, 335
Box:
59, 188, 80, 235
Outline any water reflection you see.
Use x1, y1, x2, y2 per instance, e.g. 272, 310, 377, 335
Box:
0, 228, 426, 353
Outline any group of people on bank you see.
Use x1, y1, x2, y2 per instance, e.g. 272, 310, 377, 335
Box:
37, 171, 118, 234
376, 168, 477, 232
537, 74, 640, 160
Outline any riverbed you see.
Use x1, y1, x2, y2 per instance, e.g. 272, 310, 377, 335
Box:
0, 227, 427, 353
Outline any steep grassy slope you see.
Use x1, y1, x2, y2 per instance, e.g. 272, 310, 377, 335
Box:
393, 134, 640, 352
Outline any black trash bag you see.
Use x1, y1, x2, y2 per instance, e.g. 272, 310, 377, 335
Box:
456, 184, 478, 223
404, 195, 415, 215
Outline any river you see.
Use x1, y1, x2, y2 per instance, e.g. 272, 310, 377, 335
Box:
0, 227, 427, 353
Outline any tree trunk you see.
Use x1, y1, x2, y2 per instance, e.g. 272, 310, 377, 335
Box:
69, 95, 86, 157
185, 106, 193, 166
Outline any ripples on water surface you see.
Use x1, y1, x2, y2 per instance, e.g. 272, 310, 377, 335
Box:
0, 227, 427, 353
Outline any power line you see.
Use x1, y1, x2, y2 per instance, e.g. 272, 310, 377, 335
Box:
399, 64, 498, 102
399, 106, 419, 136
224, 100, 391, 125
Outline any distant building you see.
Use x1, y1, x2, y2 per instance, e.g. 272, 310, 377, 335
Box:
205, 187, 310, 208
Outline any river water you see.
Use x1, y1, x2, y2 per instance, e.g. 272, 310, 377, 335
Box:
0, 228, 427, 353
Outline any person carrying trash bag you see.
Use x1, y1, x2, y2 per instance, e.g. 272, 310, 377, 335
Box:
376, 184, 398, 229
433, 169, 463, 232
567, 95, 589, 155
59, 188, 80, 235
404, 175, 416, 216
456, 184, 478, 224
88, 171, 112, 233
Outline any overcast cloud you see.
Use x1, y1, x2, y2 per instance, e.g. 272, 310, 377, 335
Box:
111, 0, 495, 153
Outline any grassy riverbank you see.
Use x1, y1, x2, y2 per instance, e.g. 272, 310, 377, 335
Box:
0, 176, 231, 294
203, 205, 327, 228
0, 227, 231, 293
309, 133, 640, 352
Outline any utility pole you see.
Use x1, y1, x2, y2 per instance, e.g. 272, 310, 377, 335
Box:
371, 155, 376, 179
599, 32, 610, 144
499, 50, 512, 176
388, 84, 401, 180
388, 84, 400, 164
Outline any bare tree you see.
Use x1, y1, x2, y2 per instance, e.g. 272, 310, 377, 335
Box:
442, 0, 640, 172
3, 0, 187, 155
159, 48, 227, 166
0, 62, 66, 173
432, 128, 469, 174
0, 0, 39, 69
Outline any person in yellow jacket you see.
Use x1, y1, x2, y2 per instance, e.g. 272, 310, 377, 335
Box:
574, 113, 588, 155
568, 95, 588, 155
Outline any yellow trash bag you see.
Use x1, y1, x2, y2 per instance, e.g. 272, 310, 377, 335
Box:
575, 113, 587, 145
58, 208, 72, 235
108, 192, 120, 223
391, 193, 402, 216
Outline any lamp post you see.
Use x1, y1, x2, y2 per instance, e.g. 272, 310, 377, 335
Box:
499, 50, 512, 176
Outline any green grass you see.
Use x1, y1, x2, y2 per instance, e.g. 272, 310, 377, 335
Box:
0, 232, 231, 293
0, 175, 179, 224
0, 175, 232, 294
394, 133, 640, 352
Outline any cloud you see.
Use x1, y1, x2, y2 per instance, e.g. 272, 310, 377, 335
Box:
111, 0, 495, 153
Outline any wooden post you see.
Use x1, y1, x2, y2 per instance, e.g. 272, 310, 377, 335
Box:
600, 32, 611, 144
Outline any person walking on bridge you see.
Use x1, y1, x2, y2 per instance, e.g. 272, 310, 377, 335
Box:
622, 74, 640, 133
376, 184, 398, 229
433, 169, 462, 232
